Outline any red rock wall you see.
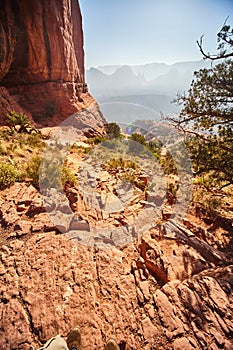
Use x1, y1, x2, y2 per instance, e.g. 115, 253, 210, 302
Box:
0, 0, 84, 85
0, 0, 102, 127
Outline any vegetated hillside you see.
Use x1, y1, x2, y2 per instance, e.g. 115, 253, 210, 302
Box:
0, 117, 232, 349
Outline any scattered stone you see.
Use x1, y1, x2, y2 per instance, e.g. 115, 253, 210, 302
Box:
173, 337, 198, 350
14, 220, 32, 234
31, 213, 57, 232
69, 216, 90, 231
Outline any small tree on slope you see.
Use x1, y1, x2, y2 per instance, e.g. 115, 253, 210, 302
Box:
168, 22, 233, 188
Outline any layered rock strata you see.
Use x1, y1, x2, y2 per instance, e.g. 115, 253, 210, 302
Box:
0, 0, 104, 128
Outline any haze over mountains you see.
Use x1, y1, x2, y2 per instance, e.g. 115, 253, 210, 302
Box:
86, 60, 211, 122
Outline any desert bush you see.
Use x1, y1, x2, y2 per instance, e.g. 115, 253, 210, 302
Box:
26, 132, 45, 149
166, 182, 178, 204
160, 152, 177, 175
106, 157, 138, 171
192, 186, 222, 216
70, 144, 91, 154
0, 128, 13, 141
129, 133, 146, 145
6, 143, 18, 154
86, 136, 107, 145
193, 175, 217, 190
128, 139, 145, 155
7, 111, 32, 133
62, 167, 77, 187
25, 156, 41, 186
106, 122, 121, 139
0, 163, 21, 189
28, 156, 77, 189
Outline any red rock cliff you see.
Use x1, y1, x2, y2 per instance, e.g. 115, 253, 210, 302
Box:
0, 0, 104, 128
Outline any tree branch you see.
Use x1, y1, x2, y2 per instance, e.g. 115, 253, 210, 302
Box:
169, 123, 233, 155
197, 35, 233, 60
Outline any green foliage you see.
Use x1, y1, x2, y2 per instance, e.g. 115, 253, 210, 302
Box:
6, 142, 18, 154
105, 157, 147, 191
86, 136, 107, 145
27, 156, 76, 189
106, 122, 121, 139
193, 175, 217, 189
0, 163, 21, 189
216, 23, 233, 58
127, 133, 146, 155
25, 156, 41, 186
26, 132, 45, 149
62, 167, 77, 187
7, 111, 32, 133
165, 178, 179, 204
106, 157, 138, 171
102, 140, 117, 150
160, 152, 177, 175
70, 144, 91, 154
147, 140, 161, 160
170, 57, 233, 186
129, 133, 146, 145
192, 186, 222, 216
0, 128, 13, 141
35, 157, 62, 189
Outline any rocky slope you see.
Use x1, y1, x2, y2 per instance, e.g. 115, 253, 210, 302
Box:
0, 176, 232, 349
0, 0, 104, 129
0, 2, 232, 349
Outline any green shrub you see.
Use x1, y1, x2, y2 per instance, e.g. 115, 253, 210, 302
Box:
193, 175, 216, 190
86, 136, 107, 145
62, 167, 77, 187
7, 111, 32, 133
0, 128, 13, 141
192, 186, 222, 216
25, 156, 41, 186
105, 157, 147, 191
106, 157, 138, 171
0, 163, 21, 189
70, 145, 91, 154
160, 152, 177, 175
106, 122, 121, 139
26, 133, 44, 149
29, 156, 77, 189
129, 133, 146, 145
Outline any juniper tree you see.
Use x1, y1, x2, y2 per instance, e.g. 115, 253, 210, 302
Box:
168, 22, 233, 187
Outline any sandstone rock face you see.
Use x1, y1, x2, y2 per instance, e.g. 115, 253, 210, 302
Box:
0, 0, 104, 127
0, 0, 84, 85
0, 182, 232, 349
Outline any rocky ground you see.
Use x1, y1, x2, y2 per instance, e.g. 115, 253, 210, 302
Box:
0, 144, 233, 349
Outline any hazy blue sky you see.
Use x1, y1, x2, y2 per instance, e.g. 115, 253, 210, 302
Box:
79, 0, 233, 68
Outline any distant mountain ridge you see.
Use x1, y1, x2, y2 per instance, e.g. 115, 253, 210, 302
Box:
86, 60, 211, 121
96, 60, 209, 81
